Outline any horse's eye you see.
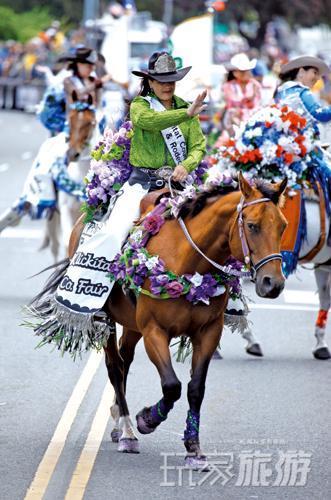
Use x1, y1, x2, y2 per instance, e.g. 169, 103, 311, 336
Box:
247, 222, 259, 233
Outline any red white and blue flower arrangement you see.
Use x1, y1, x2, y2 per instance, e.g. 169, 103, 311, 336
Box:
211, 104, 317, 188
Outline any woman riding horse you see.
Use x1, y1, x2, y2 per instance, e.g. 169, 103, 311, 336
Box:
45, 51, 207, 330
0, 46, 110, 235
275, 55, 331, 359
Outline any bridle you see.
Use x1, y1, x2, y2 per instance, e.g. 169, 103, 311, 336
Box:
176, 193, 282, 282
234, 196, 283, 281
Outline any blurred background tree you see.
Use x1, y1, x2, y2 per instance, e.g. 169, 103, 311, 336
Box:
1, 0, 331, 44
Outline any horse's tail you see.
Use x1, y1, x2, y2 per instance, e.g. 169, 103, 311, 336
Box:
29, 258, 70, 306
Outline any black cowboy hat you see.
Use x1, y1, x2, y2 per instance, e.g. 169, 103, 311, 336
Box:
132, 52, 191, 82
58, 46, 100, 65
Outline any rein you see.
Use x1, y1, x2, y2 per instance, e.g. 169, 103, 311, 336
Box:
169, 178, 282, 281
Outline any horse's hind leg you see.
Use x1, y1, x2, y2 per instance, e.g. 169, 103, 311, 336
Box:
104, 331, 139, 453
184, 321, 222, 469
313, 267, 331, 360
110, 328, 142, 442
136, 324, 181, 435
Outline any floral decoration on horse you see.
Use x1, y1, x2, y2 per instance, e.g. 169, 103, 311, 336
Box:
109, 194, 243, 305
82, 122, 133, 221
211, 104, 318, 187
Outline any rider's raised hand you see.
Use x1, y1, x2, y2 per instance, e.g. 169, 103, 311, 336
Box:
187, 89, 208, 117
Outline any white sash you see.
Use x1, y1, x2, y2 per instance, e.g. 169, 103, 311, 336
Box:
143, 96, 187, 165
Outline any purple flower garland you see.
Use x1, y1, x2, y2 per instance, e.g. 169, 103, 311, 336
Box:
108, 197, 243, 305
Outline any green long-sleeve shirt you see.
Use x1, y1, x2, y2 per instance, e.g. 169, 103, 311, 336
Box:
129, 94, 206, 172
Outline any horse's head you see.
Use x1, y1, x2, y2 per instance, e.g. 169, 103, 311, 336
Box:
67, 91, 96, 162
230, 172, 288, 298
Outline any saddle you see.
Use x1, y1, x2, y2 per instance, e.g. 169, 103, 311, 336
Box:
281, 183, 327, 264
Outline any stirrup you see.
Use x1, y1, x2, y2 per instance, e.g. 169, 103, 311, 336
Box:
94, 311, 116, 334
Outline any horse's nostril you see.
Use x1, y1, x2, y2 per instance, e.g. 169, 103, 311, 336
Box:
262, 276, 273, 290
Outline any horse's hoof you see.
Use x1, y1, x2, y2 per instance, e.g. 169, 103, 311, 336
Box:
110, 428, 121, 443
313, 347, 331, 360
212, 349, 223, 360
136, 408, 156, 435
117, 437, 140, 453
246, 343, 263, 357
184, 454, 210, 471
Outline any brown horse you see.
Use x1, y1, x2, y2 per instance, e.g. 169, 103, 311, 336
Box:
67, 173, 287, 466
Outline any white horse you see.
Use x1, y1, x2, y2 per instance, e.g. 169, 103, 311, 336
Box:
0, 101, 101, 261
237, 196, 331, 361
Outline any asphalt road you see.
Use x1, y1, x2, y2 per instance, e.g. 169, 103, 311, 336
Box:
0, 111, 330, 500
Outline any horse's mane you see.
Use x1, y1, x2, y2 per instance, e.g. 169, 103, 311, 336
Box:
177, 178, 283, 220
178, 185, 237, 219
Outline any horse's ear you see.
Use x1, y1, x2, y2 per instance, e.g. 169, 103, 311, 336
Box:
72, 90, 78, 102
274, 177, 288, 206
87, 94, 93, 106
238, 171, 253, 198
277, 177, 288, 196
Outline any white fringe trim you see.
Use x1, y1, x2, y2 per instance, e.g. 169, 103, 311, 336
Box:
24, 295, 115, 358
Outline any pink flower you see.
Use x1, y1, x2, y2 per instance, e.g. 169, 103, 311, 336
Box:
142, 213, 165, 235
165, 281, 184, 298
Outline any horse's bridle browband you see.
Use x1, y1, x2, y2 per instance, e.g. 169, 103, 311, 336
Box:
177, 195, 282, 281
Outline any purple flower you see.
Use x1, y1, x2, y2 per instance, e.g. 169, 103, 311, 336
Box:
165, 281, 184, 298
142, 213, 165, 235
154, 274, 170, 285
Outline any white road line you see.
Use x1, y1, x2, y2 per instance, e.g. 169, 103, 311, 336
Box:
250, 303, 318, 312
1, 228, 43, 239
24, 351, 103, 500
283, 289, 319, 305
65, 383, 114, 499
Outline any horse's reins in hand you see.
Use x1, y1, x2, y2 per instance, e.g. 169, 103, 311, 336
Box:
168, 177, 282, 281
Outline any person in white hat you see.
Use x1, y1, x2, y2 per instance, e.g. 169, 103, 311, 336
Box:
218, 53, 262, 142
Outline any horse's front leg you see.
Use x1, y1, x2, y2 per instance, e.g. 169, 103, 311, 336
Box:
110, 328, 142, 442
313, 267, 331, 360
104, 330, 139, 453
184, 320, 223, 469
136, 324, 181, 434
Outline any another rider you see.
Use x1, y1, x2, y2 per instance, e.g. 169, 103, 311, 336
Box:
274, 55, 331, 216
217, 53, 262, 144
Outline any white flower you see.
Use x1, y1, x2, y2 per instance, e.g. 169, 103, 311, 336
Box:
213, 285, 226, 297
145, 256, 160, 270
190, 272, 204, 287
103, 127, 114, 144
259, 141, 278, 166
137, 252, 148, 265
131, 229, 143, 243
85, 169, 94, 182
118, 127, 127, 137
99, 166, 111, 180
